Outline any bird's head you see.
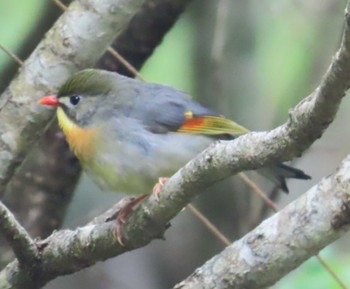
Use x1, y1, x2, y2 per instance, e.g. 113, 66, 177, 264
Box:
39, 69, 115, 127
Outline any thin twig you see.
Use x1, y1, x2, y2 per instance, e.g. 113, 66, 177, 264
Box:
107, 47, 145, 80
315, 255, 348, 289
187, 204, 230, 246
0, 201, 39, 265
0, 44, 24, 66
53, 0, 67, 10
238, 173, 279, 211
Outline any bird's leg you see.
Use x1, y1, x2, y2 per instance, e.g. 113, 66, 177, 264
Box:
115, 194, 148, 246
152, 177, 169, 199
116, 177, 169, 245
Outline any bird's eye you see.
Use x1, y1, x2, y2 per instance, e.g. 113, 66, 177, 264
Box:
69, 95, 80, 105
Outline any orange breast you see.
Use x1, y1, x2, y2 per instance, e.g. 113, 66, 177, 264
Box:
57, 107, 97, 161
65, 126, 97, 160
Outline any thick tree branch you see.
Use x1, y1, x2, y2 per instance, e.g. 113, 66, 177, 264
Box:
1, 153, 350, 289
0, 0, 146, 196
0, 199, 135, 289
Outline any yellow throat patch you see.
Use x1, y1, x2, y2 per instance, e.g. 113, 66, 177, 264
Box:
56, 107, 97, 160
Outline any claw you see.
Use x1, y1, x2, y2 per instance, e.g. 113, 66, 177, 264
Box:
152, 177, 169, 200
115, 194, 148, 246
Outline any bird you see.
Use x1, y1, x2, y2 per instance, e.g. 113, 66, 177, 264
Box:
38, 69, 310, 241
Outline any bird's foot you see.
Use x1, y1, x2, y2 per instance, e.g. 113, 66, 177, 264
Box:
115, 194, 148, 246
152, 177, 169, 200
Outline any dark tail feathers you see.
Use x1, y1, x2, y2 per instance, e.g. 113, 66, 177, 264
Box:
257, 163, 311, 193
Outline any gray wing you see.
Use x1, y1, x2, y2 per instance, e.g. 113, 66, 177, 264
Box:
130, 82, 221, 133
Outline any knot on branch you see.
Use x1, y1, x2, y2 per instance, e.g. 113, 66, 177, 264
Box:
331, 195, 350, 230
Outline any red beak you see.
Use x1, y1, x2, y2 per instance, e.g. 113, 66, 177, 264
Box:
38, 95, 59, 107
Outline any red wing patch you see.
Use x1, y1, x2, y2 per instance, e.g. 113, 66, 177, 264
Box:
180, 117, 206, 130
177, 112, 249, 135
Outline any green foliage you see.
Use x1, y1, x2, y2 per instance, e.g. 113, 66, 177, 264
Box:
0, 0, 46, 68
275, 247, 350, 289
256, 4, 316, 122
140, 13, 196, 94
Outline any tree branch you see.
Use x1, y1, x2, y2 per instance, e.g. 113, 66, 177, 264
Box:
1, 152, 350, 289
0, 199, 135, 289
0, 201, 39, 267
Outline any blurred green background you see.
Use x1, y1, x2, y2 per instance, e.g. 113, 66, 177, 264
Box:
1, 0, 350, 288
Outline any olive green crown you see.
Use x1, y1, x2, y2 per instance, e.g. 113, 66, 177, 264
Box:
57, 69, 112, 98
